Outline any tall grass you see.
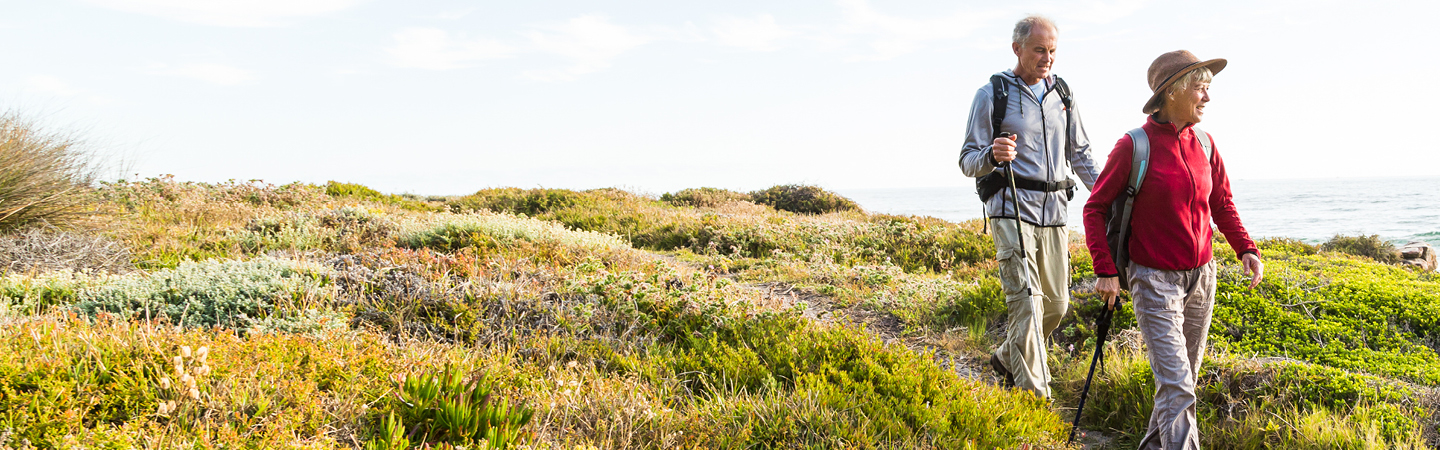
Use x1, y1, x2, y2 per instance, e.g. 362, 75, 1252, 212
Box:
0, 113, 104, 231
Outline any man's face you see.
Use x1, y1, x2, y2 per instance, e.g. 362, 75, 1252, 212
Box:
1012, 26, 1057, 81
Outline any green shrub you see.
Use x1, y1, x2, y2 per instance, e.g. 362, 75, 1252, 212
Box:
325, 181, 440, 212
368, 365, 534, 449
396, 212, 627, 253
1208, 253, 1440, 384
72, 257, 336, 330
661, 187, 752, 207
1257, 237, 1320, 256
447, 188, 594, 216
749, 184, 861, 215
0, 113, 104, 231
1322, 234, 1400, 264
237, 206, 397, 254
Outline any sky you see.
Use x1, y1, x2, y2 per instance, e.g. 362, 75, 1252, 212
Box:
1, 0, 1436, 195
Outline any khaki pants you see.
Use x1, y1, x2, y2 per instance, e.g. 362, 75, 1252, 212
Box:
990, 219, 1070, 398
1130, 261, 1216, 450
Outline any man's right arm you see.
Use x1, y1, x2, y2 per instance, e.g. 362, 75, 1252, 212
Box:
959, 86, 999, 178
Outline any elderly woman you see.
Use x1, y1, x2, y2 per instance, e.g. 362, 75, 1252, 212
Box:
1082, 50, 1264, 448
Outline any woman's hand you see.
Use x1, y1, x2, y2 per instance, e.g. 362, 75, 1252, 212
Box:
1242, 253, 1264, 289
1096, 276, 1120, 309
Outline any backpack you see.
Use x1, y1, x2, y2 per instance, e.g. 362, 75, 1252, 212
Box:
975, 74, 1075, 204
1106, 127, 1213, 289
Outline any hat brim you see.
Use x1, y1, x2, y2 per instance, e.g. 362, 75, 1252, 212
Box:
1142, 58, 1227, 114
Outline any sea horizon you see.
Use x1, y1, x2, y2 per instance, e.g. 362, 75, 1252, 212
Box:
838, 176, 1440, 246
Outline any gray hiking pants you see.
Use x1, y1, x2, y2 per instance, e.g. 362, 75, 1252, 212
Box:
990, 219, 1070, 398
1130, 261, 1216, 450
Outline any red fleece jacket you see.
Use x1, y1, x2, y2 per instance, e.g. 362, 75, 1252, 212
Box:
1083, 117, 1259, 276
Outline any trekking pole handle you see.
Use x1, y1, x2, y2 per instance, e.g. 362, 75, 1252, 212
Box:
996, 132, 1016, 167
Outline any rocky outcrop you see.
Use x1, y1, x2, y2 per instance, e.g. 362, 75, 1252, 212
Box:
1400, 242, 1437, 272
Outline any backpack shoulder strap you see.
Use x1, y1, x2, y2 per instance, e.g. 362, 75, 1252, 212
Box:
1192, 127, 1214, 160
1055, 76, 1074, 152
1054, 76, 1073, 109
1125, 128, 1150, 193
989, 74, 1008, 140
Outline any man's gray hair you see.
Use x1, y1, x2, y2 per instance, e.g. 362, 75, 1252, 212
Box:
1012, 15, 1057, 45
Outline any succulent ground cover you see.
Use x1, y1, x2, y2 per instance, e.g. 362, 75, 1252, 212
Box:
0, 179, 1436, 448
0, 178, 1062, 448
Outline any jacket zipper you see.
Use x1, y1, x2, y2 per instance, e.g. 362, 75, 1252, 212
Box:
1177, 127, 1204, 266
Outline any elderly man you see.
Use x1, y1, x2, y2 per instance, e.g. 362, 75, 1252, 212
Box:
959, 15, 1099, 398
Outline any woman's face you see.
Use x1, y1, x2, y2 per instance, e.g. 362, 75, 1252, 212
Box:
1165, 81, 1211, 125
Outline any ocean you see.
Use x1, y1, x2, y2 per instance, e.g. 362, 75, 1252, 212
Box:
840, 177, 1440, 246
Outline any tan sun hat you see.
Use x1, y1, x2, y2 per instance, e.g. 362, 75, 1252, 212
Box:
1143, 50, 1227, 114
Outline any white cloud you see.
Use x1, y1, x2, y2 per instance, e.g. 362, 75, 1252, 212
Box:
384, 28, 515, 70
26, 75, 82, 96
711, 14, 796, 52
1051, 0, 1149, 25
145, 63, 256, 85
521, 15, 649, 81
431, 8, 477, 20
84, 0, 360, 27
836, 0, 999, 61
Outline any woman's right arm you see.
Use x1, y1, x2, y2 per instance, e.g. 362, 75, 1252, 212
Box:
1082, 134, 1136, 278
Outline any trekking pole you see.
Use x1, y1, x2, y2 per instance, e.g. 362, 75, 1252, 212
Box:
998, 132, 1031, 297
1068, 300, 1116, 445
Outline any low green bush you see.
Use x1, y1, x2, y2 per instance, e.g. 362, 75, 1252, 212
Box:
749, 184, 860, 215
661, 187, 752, 207
1208, 253, 1440, 384
447, 188, 595, 217
1257, 237, 1320, 256
367, 365, 534, 449
397, 212, 627, 253
237, 206, 398, 254
448, 187, 991, 273
557, 260, 1069, 448
72, 257, 337, 331
326, 181, 440, 212
1054, 348, 1428, 448
1322, 234, 1400, 264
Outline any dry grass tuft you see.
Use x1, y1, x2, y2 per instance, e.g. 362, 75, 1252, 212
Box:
0, 226, 132, 274
0, 113, 104, 231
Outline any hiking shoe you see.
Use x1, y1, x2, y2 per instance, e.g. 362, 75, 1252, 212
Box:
989, 353, 1015, 388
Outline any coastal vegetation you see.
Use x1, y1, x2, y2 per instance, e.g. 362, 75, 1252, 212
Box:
0, 168, 1436, 448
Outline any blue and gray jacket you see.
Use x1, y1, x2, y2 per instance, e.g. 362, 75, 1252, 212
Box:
959, 69, 1100, 227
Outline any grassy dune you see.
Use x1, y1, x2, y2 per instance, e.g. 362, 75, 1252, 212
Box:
0, 178, 1435, 448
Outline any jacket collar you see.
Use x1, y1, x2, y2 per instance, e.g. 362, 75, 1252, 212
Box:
1001, 69, 1055, 87
1145, 114, 1195, 137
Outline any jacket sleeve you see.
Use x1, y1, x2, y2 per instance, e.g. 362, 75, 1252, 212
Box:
1064, 97, 1100, 191
959, 85, 999, 178
1083, 134, 1135, 277
1206, 137, 1261, 258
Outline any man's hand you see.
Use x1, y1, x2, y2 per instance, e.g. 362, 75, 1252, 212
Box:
992, 135, 1018, 164
1095, 276, 1120, 309
1242, 252, 1264, 289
